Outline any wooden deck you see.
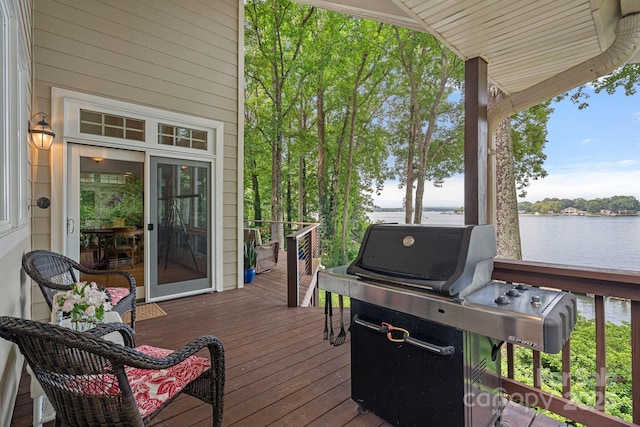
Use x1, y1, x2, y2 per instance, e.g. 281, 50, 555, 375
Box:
11, 259, 565, 426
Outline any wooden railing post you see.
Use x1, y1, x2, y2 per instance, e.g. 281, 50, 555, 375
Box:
595, 295, 606, 412
286, 235, 298, 308
562, 339, 571, 399
632, 300, 640, 424
533, 350, 541, 389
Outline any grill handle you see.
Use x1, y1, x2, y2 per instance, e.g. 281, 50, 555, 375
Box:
353, 315, 389, 333
353, 315, 455, 356
404, 336, 455, 355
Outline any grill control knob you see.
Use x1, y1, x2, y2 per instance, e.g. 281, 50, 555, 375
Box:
516, 283, 529, 291
531, 295, 542, 307
495, 295, 511, 305
506, 288, 521, 297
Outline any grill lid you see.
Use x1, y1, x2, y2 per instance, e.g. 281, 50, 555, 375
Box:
346, 224, 497, 296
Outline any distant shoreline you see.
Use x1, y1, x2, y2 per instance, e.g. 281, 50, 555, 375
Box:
372, 208, 639, 217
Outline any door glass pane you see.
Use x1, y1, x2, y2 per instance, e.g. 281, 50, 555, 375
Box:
157, 163, 208, 285
78, 157, 144, 289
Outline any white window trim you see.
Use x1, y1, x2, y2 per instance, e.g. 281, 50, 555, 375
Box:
0, 0, 29, 238
0, 2, 11, 232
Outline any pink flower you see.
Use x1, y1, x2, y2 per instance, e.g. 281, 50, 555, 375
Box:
61, 299, 75, 312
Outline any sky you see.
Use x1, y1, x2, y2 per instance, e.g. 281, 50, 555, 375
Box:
373, 86, 640, 208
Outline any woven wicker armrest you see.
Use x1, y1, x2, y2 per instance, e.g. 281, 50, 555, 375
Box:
86, 322, 136, 348
115, 335, 225, 370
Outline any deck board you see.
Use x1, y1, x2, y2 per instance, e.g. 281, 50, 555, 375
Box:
11, 256, 564, 426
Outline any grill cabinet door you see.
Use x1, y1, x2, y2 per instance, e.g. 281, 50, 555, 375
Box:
350, 299, 465, 426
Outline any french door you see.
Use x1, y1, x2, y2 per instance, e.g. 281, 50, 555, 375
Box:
67, 144, 145, 297
149, 156, 212, 300
68, 145, 214, 301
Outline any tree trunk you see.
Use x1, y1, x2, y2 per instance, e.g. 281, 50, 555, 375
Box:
317, 85, 326, 208
404, 101, 418, 224
341, 53, 368, 261
251, 160, 261, 221
271, 117, 284, 247
329, 113, 348, 238
298, 156, 305, 222
490, 86, 522, 259
414, 53, 449, 224
286, 152, 293, 223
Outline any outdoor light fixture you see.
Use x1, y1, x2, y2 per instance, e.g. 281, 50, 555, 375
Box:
28, 112, 55, 150
28, 197, 51, 210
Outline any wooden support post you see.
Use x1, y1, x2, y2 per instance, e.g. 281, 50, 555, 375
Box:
533, 350, 541, 389
594, 295, 606, 411
562, 338, 571, 400
632, 300, 639, 424
286, 235, 298, 307
464, 57, 488, 225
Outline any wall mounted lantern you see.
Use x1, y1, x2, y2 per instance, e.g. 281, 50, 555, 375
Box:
28, 112, 55, 150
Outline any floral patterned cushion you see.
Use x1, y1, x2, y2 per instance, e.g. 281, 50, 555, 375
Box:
126, 345, 211, 418
58, 345, 209, 419
105, 287, 130, 305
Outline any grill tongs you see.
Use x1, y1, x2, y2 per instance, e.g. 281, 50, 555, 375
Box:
324, 291, 347, 346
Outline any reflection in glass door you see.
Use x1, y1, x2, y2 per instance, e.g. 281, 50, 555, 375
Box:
67, 144, 145, 295
149, 157, 211, 299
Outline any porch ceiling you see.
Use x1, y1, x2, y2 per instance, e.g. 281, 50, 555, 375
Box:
294, 0, 640, 120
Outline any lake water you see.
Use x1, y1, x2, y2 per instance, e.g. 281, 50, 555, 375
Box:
367, 211, 640, 324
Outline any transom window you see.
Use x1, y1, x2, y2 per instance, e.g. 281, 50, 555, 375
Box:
158, 124, 208, 151
80, 109, 145, 141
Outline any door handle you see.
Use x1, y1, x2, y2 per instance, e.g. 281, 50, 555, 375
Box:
67, 218, 75, 235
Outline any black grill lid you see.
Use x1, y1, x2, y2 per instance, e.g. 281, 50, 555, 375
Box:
346, 224, 497, 296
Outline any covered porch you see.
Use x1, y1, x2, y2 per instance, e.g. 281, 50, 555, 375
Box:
12, 256, 579, 427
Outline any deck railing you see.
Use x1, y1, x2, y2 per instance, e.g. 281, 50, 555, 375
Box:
244, 220, 322, 307
492, 259, 640, 427
285, 223, 322, 307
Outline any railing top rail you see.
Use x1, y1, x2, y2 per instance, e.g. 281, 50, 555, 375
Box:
493, 258, 640, 300
286, 223, 321, 239
245, 219, 320, 227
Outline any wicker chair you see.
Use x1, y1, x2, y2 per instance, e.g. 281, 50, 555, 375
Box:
22, 250, 137, 329
0, 316, 225, 427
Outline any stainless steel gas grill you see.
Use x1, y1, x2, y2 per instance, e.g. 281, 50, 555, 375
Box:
319, 223, 577, 427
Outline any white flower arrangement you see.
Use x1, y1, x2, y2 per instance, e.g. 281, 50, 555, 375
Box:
57, 281, 113, 327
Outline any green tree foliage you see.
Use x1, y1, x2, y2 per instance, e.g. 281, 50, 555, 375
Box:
386, 28, 465, 223
510, 102, 552, 198
594, 63, 640, 95
244, 1, 555, 266
564, 63, 640, 108
244, 0, 317, 245
245, 1, 395, 265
